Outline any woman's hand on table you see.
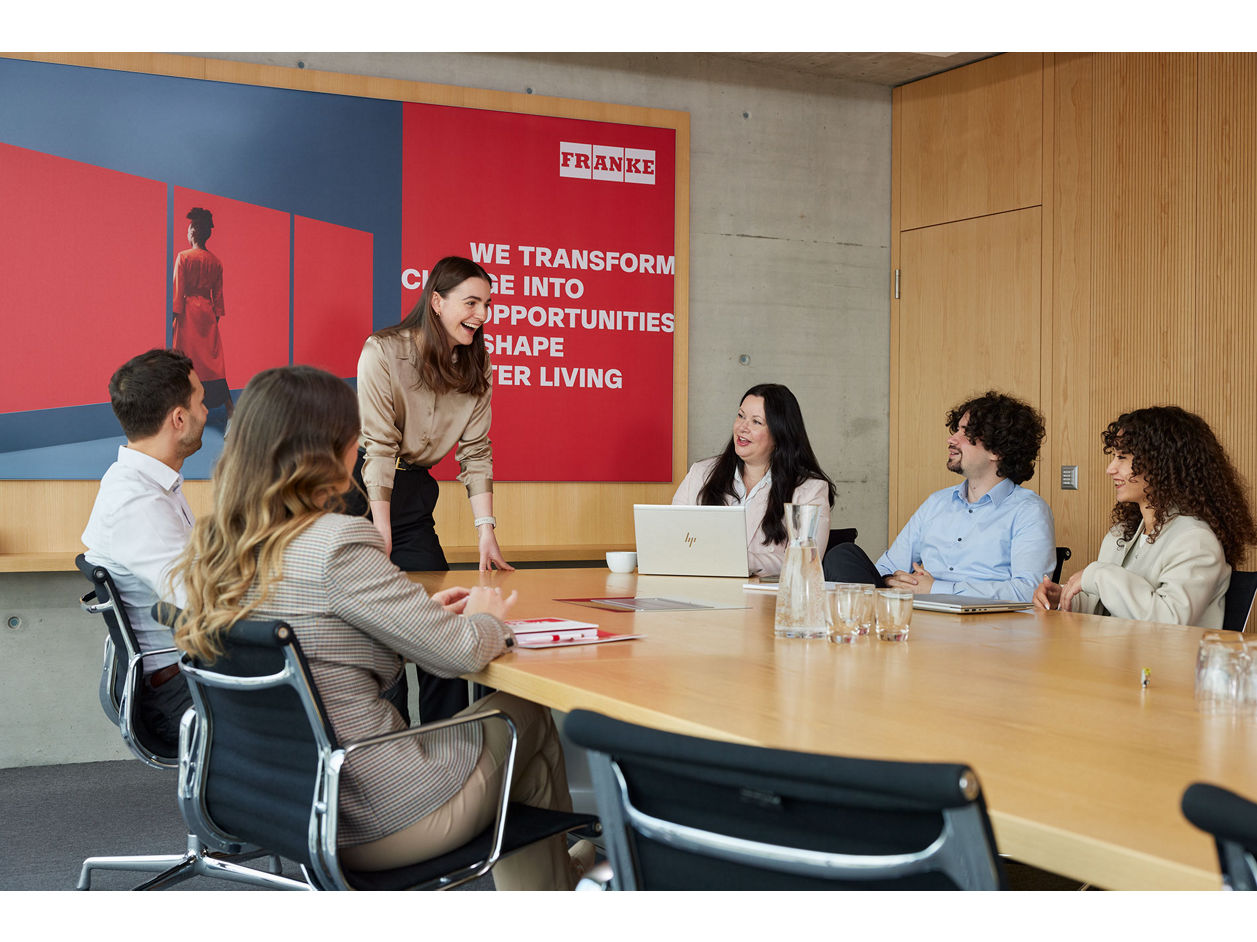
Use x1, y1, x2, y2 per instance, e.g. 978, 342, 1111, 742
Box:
431, 586, 471, 613
478, 526, 515, 572
1057, 571, 1085, 613
464, 585, 519, 620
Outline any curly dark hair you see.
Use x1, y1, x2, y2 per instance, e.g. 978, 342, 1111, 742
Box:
945, 390, 1045, 485
1102, 406, 1256, 567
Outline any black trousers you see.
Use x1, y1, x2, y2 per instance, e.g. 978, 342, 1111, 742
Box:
347, 451, 468, 723
821, 541, 888, 587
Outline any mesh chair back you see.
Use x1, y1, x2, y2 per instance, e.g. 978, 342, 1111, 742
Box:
1223, 571, 1257, 633
75, 554, 176, 764
177, 616, 338, 867
1182, 782, 1257, 889
565, 709, 1004, 890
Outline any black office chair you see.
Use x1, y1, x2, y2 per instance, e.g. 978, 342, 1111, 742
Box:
1182, 782, 1257, 889
162, 607, 598, 890
74, 554, 280, 890
564, 709, 1005, 890
1223, 571, 1257, 633
825, 527, 858, 557
1052, 547, 1072, 584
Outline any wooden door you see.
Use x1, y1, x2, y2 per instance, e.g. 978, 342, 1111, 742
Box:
892, 208, 1043, 537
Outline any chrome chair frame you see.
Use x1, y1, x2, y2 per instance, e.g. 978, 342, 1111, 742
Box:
74, 554, 281, 890
174, 615, 588, 891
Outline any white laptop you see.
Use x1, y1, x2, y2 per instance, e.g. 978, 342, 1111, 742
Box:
633, 505, 750, 577
912, 594, 1033, 614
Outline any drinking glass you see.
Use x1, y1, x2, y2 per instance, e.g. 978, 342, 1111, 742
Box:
1196, 633, 1246, 714
828, 583, 864, 644
855, 586, 876, 636
875, 589, 913, 642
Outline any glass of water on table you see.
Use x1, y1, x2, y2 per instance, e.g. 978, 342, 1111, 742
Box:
875, 588, 913, 642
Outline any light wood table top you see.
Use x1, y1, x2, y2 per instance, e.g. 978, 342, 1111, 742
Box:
407, 567, 1257, 890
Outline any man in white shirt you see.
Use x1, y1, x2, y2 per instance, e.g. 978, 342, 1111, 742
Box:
81, 349, 208, 748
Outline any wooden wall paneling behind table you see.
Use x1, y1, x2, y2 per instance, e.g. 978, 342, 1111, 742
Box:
894, 210, 1045, 530
891, 53, 1047, 541
0, 53, 690, 567
895, 51, 1257, 576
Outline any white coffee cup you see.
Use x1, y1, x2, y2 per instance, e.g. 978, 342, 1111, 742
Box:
606, 551, 637, 573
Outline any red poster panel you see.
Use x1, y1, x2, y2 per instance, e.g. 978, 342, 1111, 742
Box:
293, 216, 374, 378
0, 143, 165, 413
172, 188, 290, 388
401, 104, 676, 483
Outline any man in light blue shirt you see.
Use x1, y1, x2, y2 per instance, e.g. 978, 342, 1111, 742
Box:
824, 390, 1055, 601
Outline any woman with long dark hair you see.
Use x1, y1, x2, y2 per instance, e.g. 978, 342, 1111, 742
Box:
672, 383, 835, 576
351, 256, 512, 720
171, 366, 586, 888
172, 207, 233, 418
1034, 406, 1257, 627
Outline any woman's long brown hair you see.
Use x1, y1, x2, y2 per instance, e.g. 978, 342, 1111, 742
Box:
170, 366, 361, 662
375, 255, 492, 396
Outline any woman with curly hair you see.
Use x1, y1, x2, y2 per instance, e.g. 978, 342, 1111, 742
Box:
672, 383, 835, 576
170, 365, 587, 887
1034, 406, 1257, 627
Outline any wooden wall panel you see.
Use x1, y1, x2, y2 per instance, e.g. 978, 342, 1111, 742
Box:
1196, 52, 1257, 569
896, 51, 1257, 580
1048, 53, 1097, 574
894, 209, 1043, 536
897, 52, 1043, 231
1088, 53, 1199, 557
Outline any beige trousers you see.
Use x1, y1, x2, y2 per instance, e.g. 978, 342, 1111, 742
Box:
338, 692, 576, 890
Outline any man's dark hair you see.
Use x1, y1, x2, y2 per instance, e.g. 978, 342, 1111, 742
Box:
108, 349, 195, 440
945, 390, 1045, 485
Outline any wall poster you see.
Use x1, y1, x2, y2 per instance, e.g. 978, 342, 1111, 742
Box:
0, 56, 677, 482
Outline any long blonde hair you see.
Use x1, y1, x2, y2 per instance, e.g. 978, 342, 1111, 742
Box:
172, 366, 361, 661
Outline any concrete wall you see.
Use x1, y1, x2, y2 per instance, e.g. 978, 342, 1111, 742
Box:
0, 52, 891, 767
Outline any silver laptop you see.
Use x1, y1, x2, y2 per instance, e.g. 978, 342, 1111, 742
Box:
633, 505, 749, 577
912, 594, 1034, 614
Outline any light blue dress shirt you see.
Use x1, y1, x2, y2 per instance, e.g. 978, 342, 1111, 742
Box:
875, 477, 1055, 601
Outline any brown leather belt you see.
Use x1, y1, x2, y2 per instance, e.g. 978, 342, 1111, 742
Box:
150, 663, 181, 688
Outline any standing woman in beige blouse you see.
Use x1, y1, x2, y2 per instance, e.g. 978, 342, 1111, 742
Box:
349, 256, 512, 720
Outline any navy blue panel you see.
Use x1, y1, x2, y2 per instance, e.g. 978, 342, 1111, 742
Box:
0, 57, 401, 467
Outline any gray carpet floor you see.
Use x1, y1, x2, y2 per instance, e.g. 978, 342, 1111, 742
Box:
0, 758, 493, 891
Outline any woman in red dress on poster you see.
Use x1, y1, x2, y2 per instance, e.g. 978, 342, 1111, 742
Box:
172, 207, 233, 418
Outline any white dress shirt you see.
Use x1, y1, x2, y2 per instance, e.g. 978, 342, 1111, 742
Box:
81, 446, 195, 673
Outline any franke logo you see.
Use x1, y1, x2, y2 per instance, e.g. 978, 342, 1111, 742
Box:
559, 141, 656, 184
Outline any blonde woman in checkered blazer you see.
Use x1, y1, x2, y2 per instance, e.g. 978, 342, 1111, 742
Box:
171, 365, 587, 889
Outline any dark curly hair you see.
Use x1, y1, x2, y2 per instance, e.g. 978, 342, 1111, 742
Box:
945, 390, 1045, 485
697, 383, 835, 546
1102, 406, 1256, 567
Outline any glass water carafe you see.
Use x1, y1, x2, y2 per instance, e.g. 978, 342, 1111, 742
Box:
773, 503, 830, 639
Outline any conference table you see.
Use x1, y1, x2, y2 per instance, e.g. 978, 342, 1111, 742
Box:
407, 567, 1257, 890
